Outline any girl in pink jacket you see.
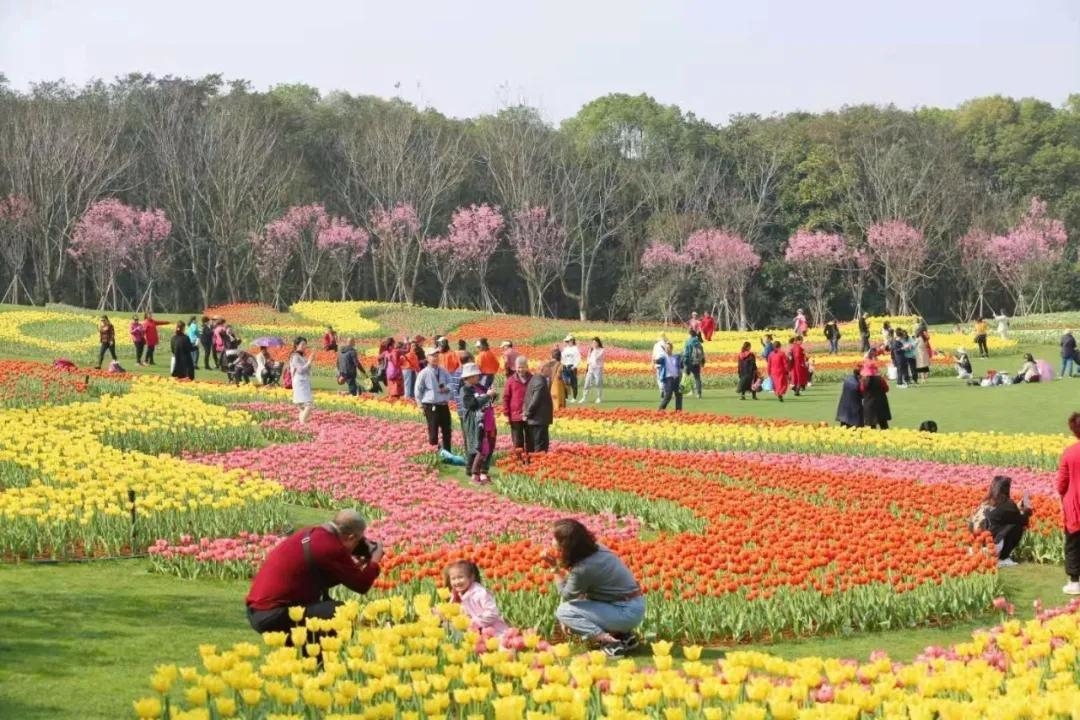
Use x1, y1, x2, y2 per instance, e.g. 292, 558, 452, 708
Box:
444, 560, 509, 636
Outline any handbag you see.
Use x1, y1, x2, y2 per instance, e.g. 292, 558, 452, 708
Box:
678, 372, 692, 395
751, 377, 763, 392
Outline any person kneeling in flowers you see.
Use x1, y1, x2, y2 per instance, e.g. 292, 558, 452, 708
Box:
551, 519, 644, 657
245, 509, 383, 637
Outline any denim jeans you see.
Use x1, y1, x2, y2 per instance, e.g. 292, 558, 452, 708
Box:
555, 597, 645, 639
1063, 358, 1076, 378
403, 369, 416, 401
655, 364, 664, 394
829, 338, 839, 354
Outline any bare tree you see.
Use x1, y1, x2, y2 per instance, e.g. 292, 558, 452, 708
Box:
333, 101, 467, 303
0, 83, 130, 302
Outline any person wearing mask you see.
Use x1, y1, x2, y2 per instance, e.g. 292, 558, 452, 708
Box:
170, 322, 195, 380
96, 315, 117, 370
142, 312, 169, 366
681, 330, 705, 399
245, 509, 382, 635
835, 368, 863, 428
656, 341, 684, 412
858, 313, 871, 354
1061, 331, 1077, 379
736, 341, 758, 401
550, 519, 644, 658
560, 335, 581, 402
129, 315, 146, 366
1057, 413, 1080, 595
337, 338, 361, 397
290, 337, 316, 424
524, 361, 555, 452
969, 476, 1032, 567
500, 341, 520, 378
414, 350, 453, 453
651, 334, 668, 398
199, 316, 214, 370
503, 356, 534, 454
578, 337, 605, 404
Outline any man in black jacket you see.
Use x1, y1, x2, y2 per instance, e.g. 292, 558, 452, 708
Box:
524, 360, 555, 452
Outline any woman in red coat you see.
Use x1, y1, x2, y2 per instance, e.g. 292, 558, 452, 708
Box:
700, 312, 716, 342
766, 340, 789, 402
141, 313, 170, 366
1057, 413, 1080, 595
791, 337, 809, 396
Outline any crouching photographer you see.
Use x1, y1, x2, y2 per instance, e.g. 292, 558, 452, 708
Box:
245, 509, 384, 635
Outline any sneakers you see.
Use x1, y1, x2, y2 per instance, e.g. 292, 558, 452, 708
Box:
601, 641, 627, 658
612, 632, 640, 652
997, 558, 1018, 568
595, 398, 602, 404
1064, 581, 1080, 595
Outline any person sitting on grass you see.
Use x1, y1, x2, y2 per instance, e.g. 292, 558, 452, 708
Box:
954, 347, 973, 379
1013, 353, 1041, 384
969, 475, 1032, 567
550, 519, 644, 658
245, 509, 382, 638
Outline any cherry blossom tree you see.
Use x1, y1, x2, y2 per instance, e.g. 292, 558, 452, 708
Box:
423, 204, 504, 309
0, 193, 33, 304
866, 220, 927, 315
68, 199, 171, 310
640, 241, 691, 324
318, 217, 369, 300
684, 228, 760, 330
784, 230, 846, 325
249, 227, 295, 310
126, 208, 172, 312
508, 206, 567, 317
263, 204, 331, 302
991, 198, 1067, 315
956, 229, 997, 320
369, 203, 422, 303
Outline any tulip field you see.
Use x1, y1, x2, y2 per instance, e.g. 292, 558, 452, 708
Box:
0, 301, 1079, 719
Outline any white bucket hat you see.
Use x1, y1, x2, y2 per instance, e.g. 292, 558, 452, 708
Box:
460, 362, 482, 379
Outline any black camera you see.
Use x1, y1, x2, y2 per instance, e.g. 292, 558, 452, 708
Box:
352, 538, 380, 561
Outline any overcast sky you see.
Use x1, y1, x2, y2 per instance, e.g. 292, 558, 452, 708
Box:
2, 0, 1077, 123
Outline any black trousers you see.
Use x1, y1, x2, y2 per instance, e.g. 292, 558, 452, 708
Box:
994, 524, 1026, 560
563, 367, 578, 399
509, 421, 535, 452
201, 343, 213, 369
247, 600, 341, 640
134, 341, 145, 364
145, 344, 157, 365
976, 334, 989, 357
659, 377, 683, 411
906, 358, 918, 385
97, 342, 116, 367
860, 333, 870, 353
528, 424, 550, 452
1066, 528, 1080, 581
422, 403, 452, 451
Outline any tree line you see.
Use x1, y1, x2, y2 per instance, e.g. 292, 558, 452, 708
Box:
0, 72, 1077, 327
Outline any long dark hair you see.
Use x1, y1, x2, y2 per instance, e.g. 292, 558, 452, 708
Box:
985, 475, 1012, 507
553, 519, 599, 568
443, 560, 482, 588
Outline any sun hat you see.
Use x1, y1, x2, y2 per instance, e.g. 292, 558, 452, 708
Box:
474, 340, 483, 348
424, 346, 437, 356
564, 334, 575, 342
460, 362, 481, 379
500, 341, 512, 348
956, 347, 967, 355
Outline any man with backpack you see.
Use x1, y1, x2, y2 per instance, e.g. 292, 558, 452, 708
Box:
682, 330, 706, 399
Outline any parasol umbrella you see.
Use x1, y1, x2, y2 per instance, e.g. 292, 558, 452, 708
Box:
252, 337, 285, 348
1036, 359, 1054, 381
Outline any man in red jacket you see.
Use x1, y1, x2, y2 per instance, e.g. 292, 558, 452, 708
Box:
1058, 414, 1080, 595
503, 355, 533, 455
246, 509, 383, 634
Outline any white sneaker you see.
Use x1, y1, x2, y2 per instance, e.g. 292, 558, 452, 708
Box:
595, 398, 601, 404
997, 558, 1018, 568
1064, 581, 1080, 595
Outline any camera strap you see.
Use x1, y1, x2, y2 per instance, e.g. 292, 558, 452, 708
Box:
301, 529, 332, 603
